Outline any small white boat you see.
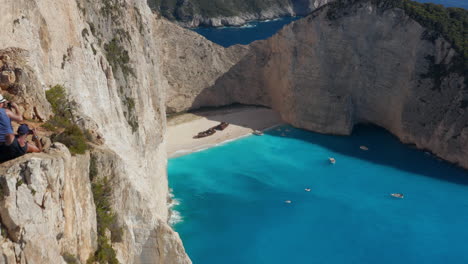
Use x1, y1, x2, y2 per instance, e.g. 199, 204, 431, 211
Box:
390, 193, 404, 199
329, 157, 336, 164
252, 130, 264, 136
284, 200, 292, 204
360, 146, 369, 151
305, 188, 311, 192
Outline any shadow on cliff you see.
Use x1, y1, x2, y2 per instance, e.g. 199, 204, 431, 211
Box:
179, 104, 468, 185
265, 123, 468, 186
186, 89, 468, 186
182, 104, 281, 131
187, 42, 272, 113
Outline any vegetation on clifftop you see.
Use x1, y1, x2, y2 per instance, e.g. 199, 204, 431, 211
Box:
399, 0, 467, 83
401, 2, 466, 59
326, 0, 467, 87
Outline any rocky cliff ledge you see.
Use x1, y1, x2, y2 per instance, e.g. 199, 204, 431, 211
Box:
0, 144, 96, 263
168, 0, 467, 169
1, 0, 191, 263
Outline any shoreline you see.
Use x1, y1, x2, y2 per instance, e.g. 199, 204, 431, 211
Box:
169, 123, 283, 158
186, 15, 300, 29
166, 106, 284, 158
170, 0, 466, 29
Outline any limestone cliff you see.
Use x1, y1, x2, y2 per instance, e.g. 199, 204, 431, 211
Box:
0, 0, 190, 263
156, 19, 249, 114
168, 1, 468, 169
0, 144, 96, 264
148, 0, 331, 27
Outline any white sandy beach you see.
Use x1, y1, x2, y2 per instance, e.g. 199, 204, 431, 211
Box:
166, 106, 283, 157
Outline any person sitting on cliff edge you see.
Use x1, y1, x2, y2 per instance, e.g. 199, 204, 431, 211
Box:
0, 124, 42, 163
0, 94, 23, 145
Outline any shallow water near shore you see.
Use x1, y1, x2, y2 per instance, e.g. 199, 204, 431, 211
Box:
169, 125, 468, 264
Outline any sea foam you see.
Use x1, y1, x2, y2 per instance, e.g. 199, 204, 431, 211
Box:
168, 189, 183, 225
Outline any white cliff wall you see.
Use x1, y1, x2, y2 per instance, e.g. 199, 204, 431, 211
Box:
0, 0, 190, 263
0, 144, 96, 264
156, 19, 249, 114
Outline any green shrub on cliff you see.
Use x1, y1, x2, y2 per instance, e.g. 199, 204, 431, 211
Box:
104, 38, 134, 80
53, 125, 88, 155
44, 85, 89, 155
103, 38, 140, 133
391, 1, 467, 87
400, 1, 467, 66
62, 253, 79, 264
122, 96, 138, 133
87, 156, 121, 264
87, 178, 120, 264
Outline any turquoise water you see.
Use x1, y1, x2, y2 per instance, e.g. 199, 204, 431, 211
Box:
192, 0, 467, 47
169, 125, 468, 264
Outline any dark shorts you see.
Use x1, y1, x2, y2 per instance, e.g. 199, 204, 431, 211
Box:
0, 137, 27, 162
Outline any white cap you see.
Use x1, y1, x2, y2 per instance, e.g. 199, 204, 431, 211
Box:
0, 95, 6, 103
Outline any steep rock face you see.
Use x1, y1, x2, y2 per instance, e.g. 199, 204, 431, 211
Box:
0, 144, 96, 264
183, 2, 467, 168
148, 0, 331, 27
0, 0, 190, 263
156, 19, 249, 114
0, 48, 52, 122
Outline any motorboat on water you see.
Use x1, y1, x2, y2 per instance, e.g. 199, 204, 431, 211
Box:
329, 157, 336, 164
360, 145, 369, 151
252, 130, 264, 136
390, 193, 404, 199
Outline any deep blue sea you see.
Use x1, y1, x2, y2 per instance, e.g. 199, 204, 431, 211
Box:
193, 17, 300, 47
169, 125, 468, 264
192, 0, 468, 47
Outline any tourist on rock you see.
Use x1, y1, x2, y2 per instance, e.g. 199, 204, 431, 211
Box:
0, 94, 23, 143
0, 124, 42, 163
